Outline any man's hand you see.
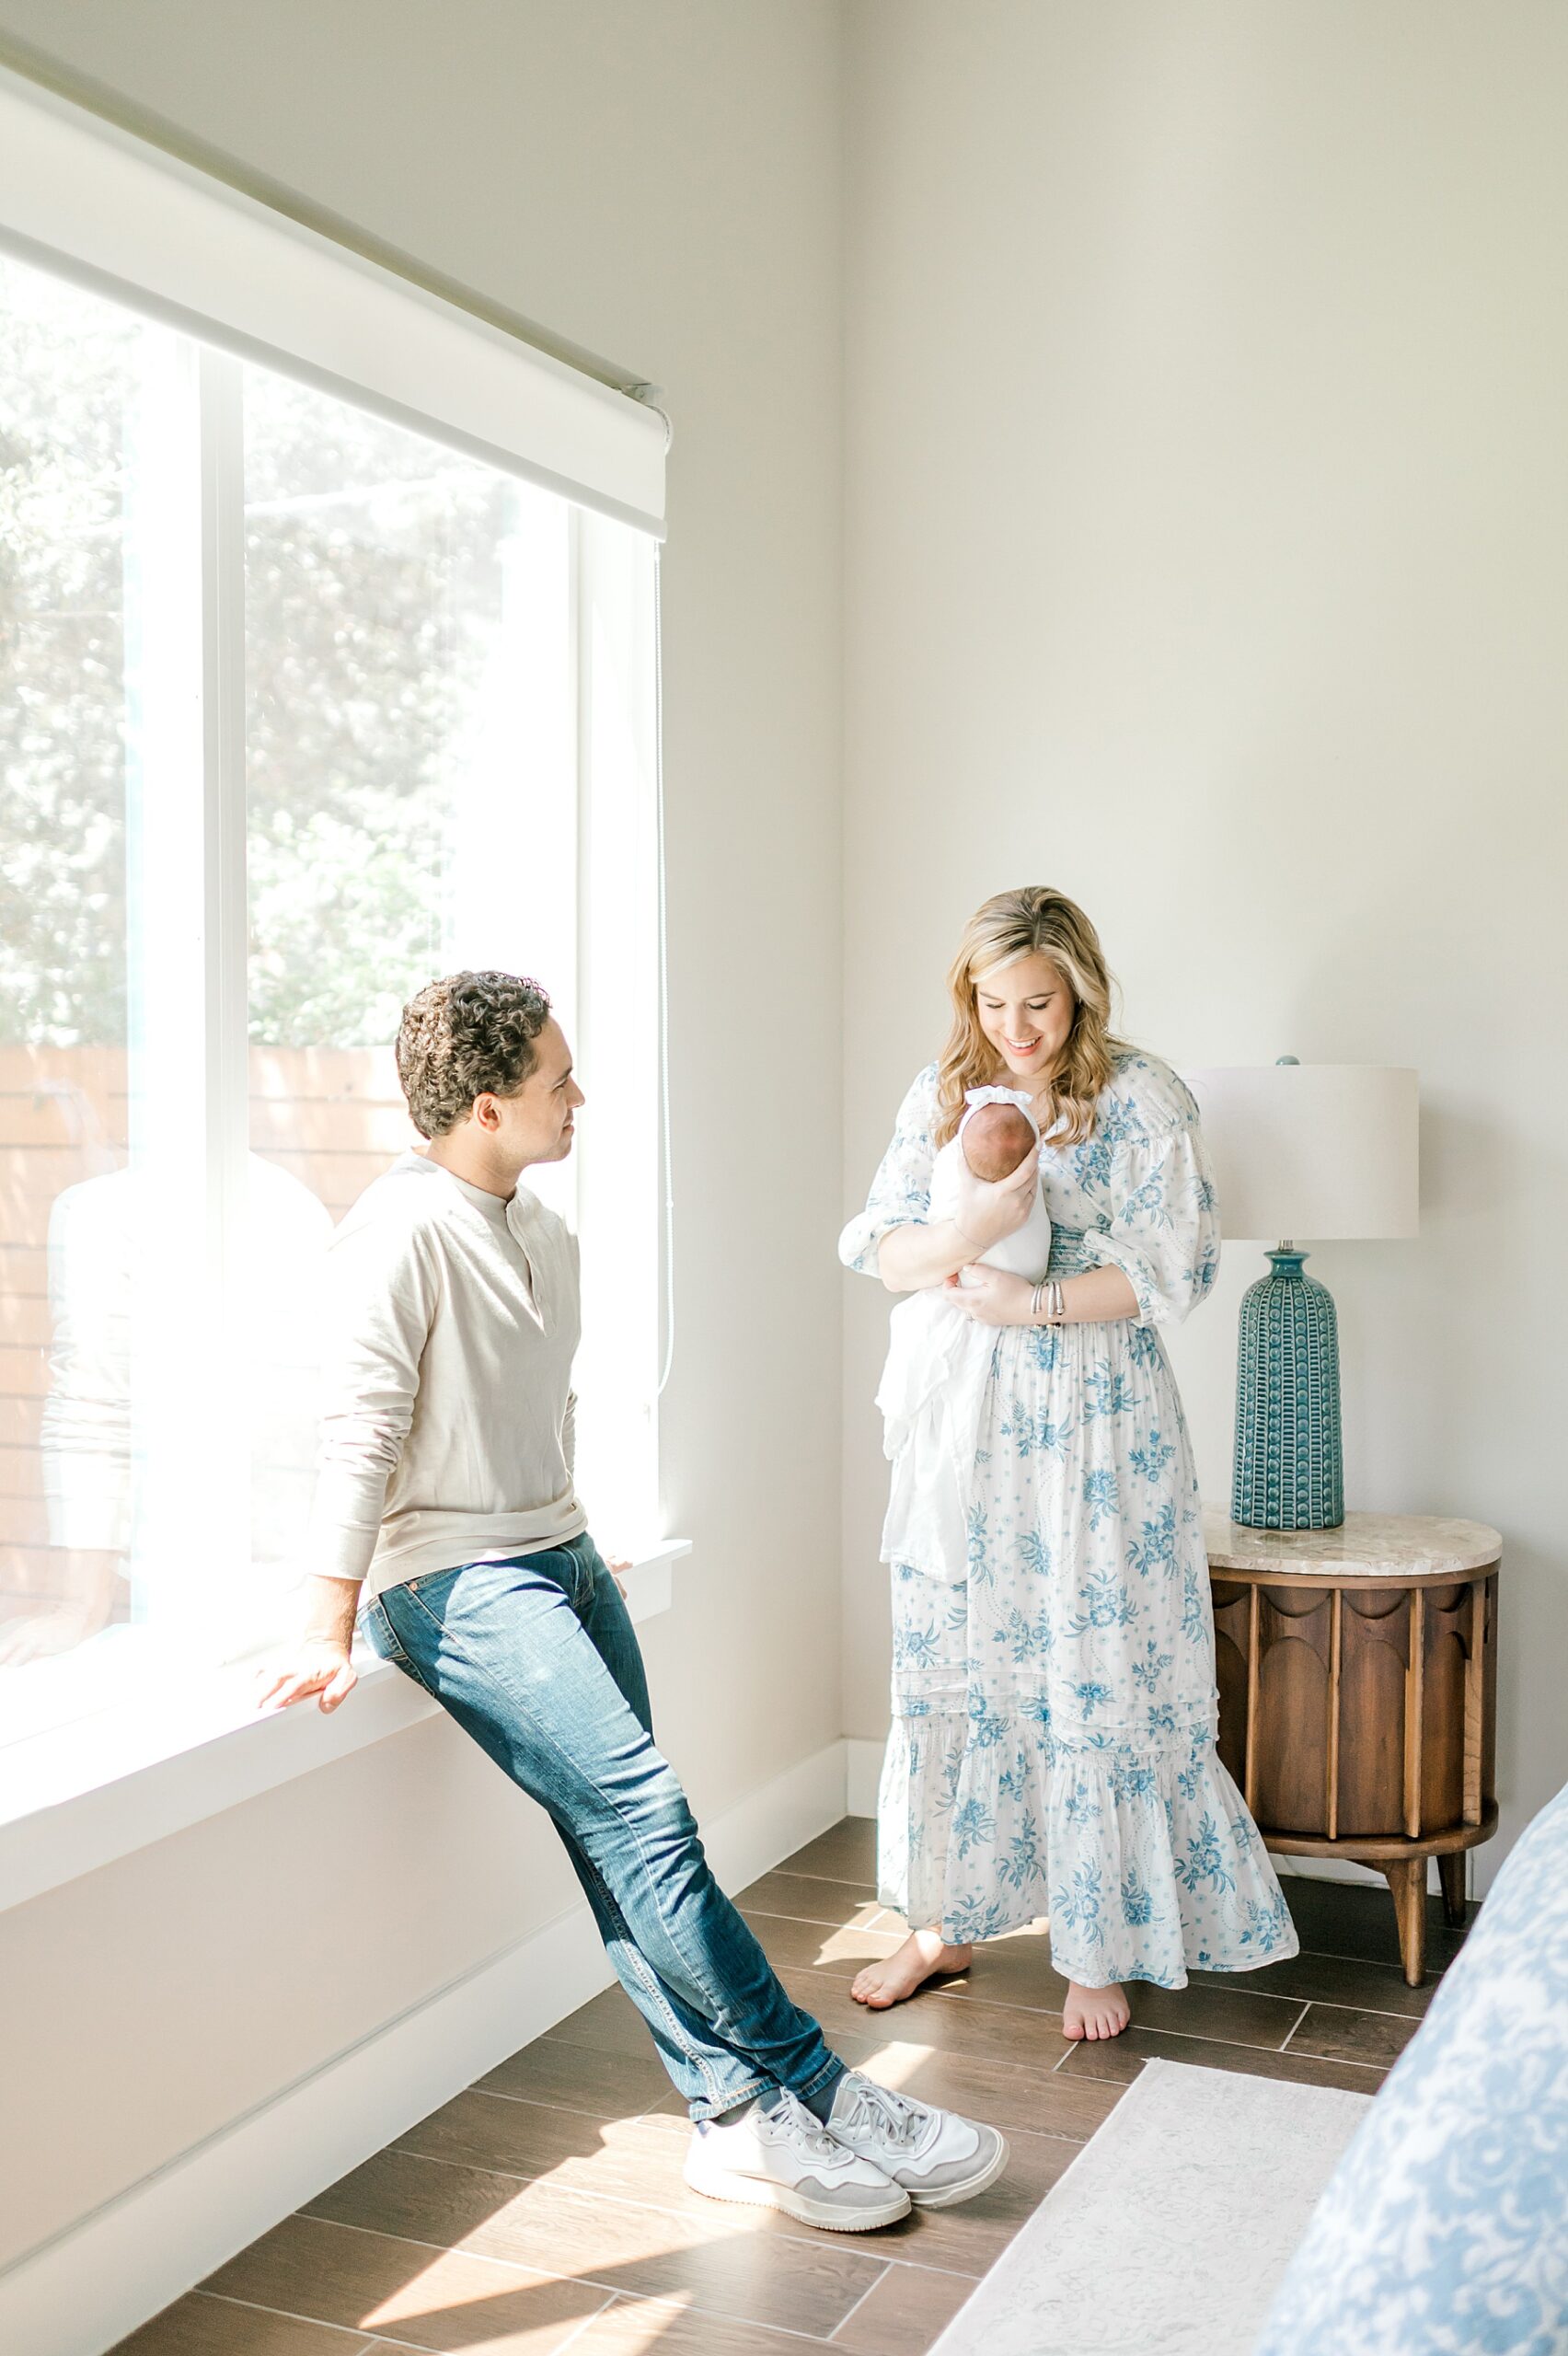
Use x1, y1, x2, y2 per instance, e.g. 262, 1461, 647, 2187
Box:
0, 1549, 122, 1667
258, 1636, 359, 1715
259, 1574, 362, 1713
946, 1265, 1037, 1327
950, 1146, 1040, 1253
0, 1600, 108, 1667
605, 1554, 631, 1600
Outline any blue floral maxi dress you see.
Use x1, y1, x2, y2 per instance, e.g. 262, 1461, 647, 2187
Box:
839, 1051, 1298, 1987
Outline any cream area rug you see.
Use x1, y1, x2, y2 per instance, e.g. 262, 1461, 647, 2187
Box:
931, 2060, 1374, 2356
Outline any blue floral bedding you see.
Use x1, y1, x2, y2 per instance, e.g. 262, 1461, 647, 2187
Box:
1256, 1782, 1568, 2354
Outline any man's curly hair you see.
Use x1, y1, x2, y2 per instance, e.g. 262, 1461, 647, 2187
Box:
396, 971, 553, 1139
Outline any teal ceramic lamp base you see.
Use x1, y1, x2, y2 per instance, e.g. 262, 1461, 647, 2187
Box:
1232, 1246, 1345, 1530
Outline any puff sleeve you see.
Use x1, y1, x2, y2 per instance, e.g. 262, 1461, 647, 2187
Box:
1081, 1092, 1220, 1328
838, 1065, 940, 1277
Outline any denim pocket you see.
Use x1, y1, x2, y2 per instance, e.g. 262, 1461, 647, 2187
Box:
569, 1534, 605, 1613
360, 1594, 437, 1696
358, 1597, 398, 1661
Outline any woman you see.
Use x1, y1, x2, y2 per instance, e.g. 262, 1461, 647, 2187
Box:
839, 887, 1297, 2039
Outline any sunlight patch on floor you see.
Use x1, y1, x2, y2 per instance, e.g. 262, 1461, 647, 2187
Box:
355, 2235, 609, 2349
854, 2037, 941, 2089
810, 1918, 903, 1969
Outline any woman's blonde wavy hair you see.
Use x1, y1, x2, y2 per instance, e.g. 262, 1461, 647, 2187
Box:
936, 887, 1126, 1148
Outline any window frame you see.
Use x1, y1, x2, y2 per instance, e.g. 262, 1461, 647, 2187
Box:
0, 171, 678, 1823
0, 64, 667, 537
0, 1539, 687, 1916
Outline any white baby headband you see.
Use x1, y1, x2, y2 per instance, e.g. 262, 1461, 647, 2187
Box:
959, 1085, 1041, 1144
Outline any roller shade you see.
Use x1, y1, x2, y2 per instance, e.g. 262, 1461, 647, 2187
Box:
0, 66, 667, 537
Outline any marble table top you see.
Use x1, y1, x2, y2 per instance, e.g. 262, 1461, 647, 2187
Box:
1203, 1505, 1503, 1579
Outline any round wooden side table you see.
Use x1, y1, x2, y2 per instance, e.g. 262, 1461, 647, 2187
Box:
1204, 1506, 1502, 1986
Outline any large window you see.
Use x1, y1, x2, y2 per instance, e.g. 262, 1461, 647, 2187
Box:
0, 251, 660, 1739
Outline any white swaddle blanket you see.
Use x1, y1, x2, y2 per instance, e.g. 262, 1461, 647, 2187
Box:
876, 1088, 1053, 1576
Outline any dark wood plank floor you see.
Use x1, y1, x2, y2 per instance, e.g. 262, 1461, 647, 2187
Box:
113, 1820, 1470, 2356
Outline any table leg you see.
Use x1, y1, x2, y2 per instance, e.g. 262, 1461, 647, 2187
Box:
1385, 1857, 1428, 1988
1436, 1850, 1468, 1928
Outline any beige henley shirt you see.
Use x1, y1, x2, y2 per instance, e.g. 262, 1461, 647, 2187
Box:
306, 1152, 586, 1600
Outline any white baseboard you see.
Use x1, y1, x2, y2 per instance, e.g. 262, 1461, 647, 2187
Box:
846, 1736, 884, 1819
0, 1737, 851, 2356
699, 1736, 850, 1893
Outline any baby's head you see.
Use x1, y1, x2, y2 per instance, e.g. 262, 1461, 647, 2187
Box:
961, 1102, 1036, 1184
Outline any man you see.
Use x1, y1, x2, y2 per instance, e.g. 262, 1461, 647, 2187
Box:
263, 970, 1006, 2233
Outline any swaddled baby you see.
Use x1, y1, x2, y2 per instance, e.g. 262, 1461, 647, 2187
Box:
875, 1089, 1053, 1576
939, 1095, 1054, 1281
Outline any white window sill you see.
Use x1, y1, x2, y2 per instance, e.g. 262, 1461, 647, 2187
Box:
0, 1541, 689, 1915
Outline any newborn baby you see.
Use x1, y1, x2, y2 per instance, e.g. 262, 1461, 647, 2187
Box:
937, 1098, 1053, 1283
875, 1089, 1054, 1576
958, 1098, 1037, 1182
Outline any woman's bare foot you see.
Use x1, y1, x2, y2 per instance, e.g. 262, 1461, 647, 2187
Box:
851, 1929, 974, 2008
1062, 1980, 1131, 2040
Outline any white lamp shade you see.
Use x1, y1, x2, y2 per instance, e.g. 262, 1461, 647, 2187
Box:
1185, 1065, 1419, 1242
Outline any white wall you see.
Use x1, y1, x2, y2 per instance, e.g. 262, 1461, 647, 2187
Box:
840, 0, 1568, 1888
6, 0, 1567, 2300
0, 0, 844, 2279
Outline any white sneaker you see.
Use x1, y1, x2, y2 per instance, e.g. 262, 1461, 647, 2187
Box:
684, 2088, 912, 2233
824, 2072, 1009, 2208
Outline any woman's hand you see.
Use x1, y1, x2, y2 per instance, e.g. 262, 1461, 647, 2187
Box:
950, 1145, 1040, 1253
946, 1265, 1038, 1326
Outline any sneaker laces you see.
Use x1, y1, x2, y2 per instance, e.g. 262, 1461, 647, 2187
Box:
767, 2085, 850, 2163
837, 2073, 930, 2154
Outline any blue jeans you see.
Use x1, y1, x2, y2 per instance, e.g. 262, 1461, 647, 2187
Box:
362, 1534, 844, 2121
